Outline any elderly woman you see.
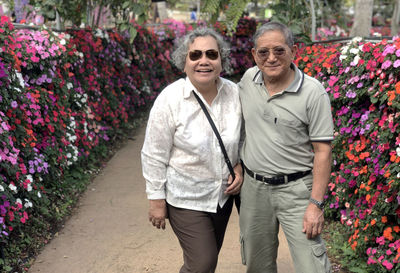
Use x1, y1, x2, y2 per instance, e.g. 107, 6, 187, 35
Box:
141, 27, 243, 272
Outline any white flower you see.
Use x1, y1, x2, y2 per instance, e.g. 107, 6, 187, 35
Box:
27, 183, 32, 192
66, 82, 73, 89
349, 48, 359, 54
15, 71, 25, 88
0, 185, 4, 191
24, 199, 33, 208
339, 54, 347, 61
60, 39, 66, 45
9, 183, 17, 193
81, 94, 87, 103
352, 55, 360, 65
397, 173, 400, 178
341, 45, 349, 54
396, 147, 400, 156
26, 175, 33, 183
16, 198, 22, 205
66, 153, 72, 158
38, 192, 42, 198
352, 36, 362, 43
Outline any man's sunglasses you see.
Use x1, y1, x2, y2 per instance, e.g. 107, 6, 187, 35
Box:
188, 49, 219, 61
255, 47, 287, 60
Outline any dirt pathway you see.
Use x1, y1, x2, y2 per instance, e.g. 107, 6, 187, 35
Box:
28, 125, 294, 273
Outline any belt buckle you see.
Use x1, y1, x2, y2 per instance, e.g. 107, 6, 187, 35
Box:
262, 176, 268, 184
284, 175, 289, 184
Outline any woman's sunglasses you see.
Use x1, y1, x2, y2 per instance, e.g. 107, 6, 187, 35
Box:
188, 49, 219, 61
255, 47, 287, 60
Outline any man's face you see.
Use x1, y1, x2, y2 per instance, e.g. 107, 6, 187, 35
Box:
251, 30, 296, 82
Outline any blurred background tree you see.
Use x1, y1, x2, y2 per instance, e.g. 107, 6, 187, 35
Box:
1, 0, 399, 40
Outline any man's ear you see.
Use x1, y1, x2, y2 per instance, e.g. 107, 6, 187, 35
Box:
291, 45, 298, 59
251, 48, 256, 59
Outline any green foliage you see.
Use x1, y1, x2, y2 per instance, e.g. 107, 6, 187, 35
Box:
268, 0, 312, 43
203, 0, 250, 34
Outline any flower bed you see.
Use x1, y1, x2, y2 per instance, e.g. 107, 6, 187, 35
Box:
295, 37, 400, 271
0, 16, 177, 271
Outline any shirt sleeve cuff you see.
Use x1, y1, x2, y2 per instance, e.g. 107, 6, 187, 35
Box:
147, 191, 166, 200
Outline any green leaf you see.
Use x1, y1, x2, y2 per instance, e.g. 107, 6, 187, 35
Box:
122, 1, 131, 9
348, 266, 367, 273
129, 27, 138, 42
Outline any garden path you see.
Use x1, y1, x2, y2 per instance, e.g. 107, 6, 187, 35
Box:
28, 125, 294, 273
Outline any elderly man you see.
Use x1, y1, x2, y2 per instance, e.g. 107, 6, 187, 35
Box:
238, 21, 333, 273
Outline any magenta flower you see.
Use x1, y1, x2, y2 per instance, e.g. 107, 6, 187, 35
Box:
382, 260, 393, 270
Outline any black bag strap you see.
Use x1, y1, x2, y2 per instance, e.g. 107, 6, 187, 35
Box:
192, 91, 236, 181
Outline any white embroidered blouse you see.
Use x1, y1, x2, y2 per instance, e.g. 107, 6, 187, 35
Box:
141, 77, 241, 213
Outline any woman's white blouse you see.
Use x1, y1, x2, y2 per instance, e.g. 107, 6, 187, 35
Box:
141, 77, 241, 213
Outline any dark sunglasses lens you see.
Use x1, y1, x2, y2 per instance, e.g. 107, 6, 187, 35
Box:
257, 49, 269, 58
205, 50, 219, 60
189, 50, 202, 61
273, 48, 286, 56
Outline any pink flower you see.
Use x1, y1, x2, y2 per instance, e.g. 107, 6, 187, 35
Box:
376, 236, 385, 245
328, 75, 339, 87
393, 59, 400, 68
367, 256, 377, 264
381, 59, 392, 69
31, 55, 40, 63
382, 260, 393, 270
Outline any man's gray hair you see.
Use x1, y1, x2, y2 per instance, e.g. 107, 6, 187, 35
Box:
252, 21, 294, 48
171, 27, 231, 72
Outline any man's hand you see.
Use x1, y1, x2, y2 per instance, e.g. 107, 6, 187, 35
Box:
225, 163, 243, 195
148, 199, 167, 230
302, 203, 324, 239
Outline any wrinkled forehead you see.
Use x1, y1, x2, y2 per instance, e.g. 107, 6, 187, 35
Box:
254, 30, 288, 48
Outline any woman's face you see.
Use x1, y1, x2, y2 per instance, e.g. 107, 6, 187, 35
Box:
184, 36, 222, 91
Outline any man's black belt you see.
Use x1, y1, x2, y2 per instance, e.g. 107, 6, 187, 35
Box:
242, 163, 312, 185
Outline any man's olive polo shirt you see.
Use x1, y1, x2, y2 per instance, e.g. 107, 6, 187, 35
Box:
238, 64, 334, 176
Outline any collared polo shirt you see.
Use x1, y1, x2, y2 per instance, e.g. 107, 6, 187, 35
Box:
238, 64, 334, 176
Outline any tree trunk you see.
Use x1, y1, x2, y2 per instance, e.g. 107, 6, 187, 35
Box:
156, 1, 168, 22
95, 3, 103, 28
310, 0, 316, 41
350, 0, 374, 37
392, 0, 400, 36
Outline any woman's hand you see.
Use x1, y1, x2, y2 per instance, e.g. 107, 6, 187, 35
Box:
148, 199, 167, 230
225, 163, 243, 195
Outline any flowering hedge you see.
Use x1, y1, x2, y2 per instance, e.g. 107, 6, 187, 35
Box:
0, 16, 177, 271
295, 37, 400, 271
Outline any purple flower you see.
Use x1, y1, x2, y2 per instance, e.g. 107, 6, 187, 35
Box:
361, 112, 369, 122
0, 61, 7, 78
11, 101, 18, 108
346, 90, 356, 98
